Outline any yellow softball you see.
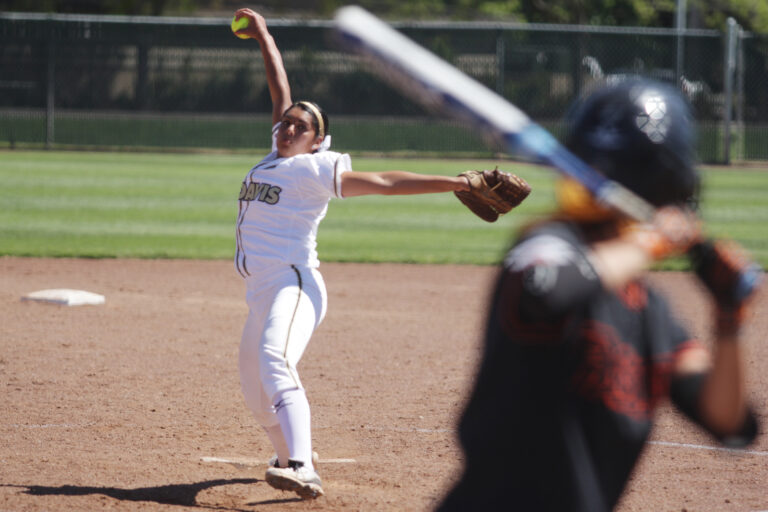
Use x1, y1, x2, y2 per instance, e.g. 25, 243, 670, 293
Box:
231, 16, 250, 39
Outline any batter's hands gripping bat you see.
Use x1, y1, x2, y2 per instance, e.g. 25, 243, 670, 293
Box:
332, 5, 762, 299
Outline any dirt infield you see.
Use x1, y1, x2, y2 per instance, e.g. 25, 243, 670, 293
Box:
1, 257, 766, 511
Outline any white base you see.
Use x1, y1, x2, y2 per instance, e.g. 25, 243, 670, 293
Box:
22, 288, 105, 306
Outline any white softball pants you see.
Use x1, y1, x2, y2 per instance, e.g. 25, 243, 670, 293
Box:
238, 264, 327, 428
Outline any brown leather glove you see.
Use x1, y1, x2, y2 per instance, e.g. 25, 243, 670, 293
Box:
454, 167, 531, 222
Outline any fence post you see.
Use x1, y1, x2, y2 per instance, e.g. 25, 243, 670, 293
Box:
45, 37, 55, 149
675, 0, 686, 84
723, 17, 738, 164
735, 24, 745, 162
495, 31, 505, 96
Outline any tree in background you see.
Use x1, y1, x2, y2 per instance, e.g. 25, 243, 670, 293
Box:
0, 0, 765, 32
0, 0, 197, 15
693, 0, 768, 33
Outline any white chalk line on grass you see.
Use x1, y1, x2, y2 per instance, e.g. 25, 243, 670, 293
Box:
201, 456, 356, 468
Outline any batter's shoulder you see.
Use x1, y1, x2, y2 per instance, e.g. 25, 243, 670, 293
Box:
516, 219, 586, 251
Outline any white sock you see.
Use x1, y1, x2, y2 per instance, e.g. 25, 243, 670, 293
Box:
274, 388, 314, 470
263, 424, 290, 467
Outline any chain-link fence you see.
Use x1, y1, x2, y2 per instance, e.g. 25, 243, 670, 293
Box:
2, 13, 767, 163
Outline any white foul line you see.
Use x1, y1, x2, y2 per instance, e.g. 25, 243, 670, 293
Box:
201, 456, 356, 468
649, 440, 768, 457
202, 437, 767, 470
359, 425, 768, 456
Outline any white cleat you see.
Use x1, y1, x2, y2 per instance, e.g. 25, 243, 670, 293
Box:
268, 450, 319, 468
265, 460, 324, 500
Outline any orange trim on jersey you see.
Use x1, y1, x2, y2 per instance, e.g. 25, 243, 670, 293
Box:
573, 320, 657, 422
675, 339, 706, 355
618, 281, 648, 311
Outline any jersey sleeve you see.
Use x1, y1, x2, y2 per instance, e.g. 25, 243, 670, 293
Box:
304, 151, 350, 199
500, 224, 602, 321
331, 153, 351, 199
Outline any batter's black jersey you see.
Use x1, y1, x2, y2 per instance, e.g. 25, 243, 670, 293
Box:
439, 220, 717, 512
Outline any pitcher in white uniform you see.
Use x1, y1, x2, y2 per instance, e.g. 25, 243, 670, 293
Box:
232, 7, 477, 500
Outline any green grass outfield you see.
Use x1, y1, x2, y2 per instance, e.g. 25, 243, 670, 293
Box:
1, 150, 766, 268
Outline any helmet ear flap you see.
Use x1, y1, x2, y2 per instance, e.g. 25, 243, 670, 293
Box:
565, 79, 699, 208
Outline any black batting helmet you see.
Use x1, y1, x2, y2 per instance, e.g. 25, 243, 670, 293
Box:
565, 79, 699, 207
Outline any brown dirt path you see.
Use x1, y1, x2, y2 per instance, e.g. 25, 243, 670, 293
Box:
1, 257, 766, 511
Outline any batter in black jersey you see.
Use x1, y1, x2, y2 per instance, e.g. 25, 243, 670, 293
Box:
438, 80, 760, 511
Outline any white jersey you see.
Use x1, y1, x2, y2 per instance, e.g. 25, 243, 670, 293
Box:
235, 126, 351, 277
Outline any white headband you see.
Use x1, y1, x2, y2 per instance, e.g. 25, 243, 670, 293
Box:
298, 101, 325, 139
